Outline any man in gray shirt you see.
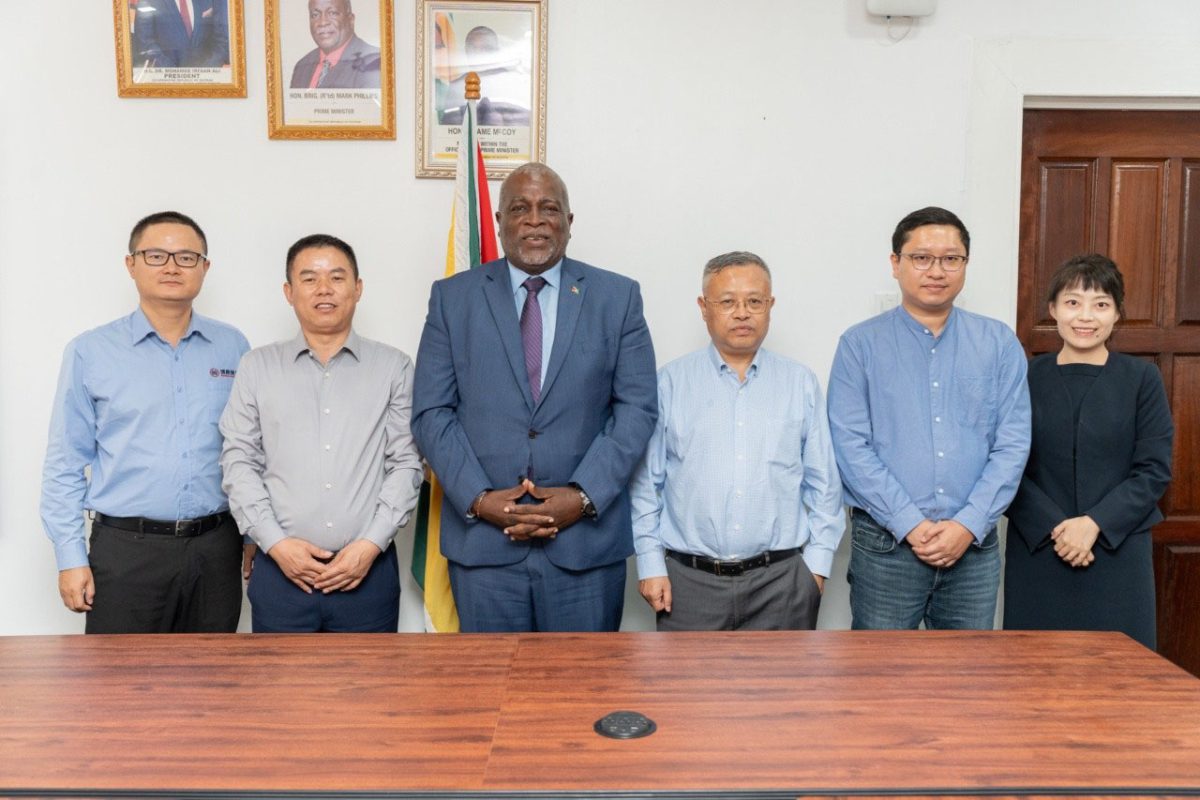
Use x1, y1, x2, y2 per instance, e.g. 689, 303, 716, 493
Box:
220, 234, 422, 632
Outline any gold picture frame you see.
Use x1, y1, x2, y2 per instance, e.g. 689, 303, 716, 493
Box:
266, 0, 397, 140
113, 0, 247, 98
416, 0, 547, 178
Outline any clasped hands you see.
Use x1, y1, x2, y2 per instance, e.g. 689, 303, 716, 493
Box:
905, 519, 974, 568
267, 537, 381, 594
1050, 515, 1099, 568
473, 478, 584, 541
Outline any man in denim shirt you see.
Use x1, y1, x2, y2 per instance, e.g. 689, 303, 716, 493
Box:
828, 207, 1030, 630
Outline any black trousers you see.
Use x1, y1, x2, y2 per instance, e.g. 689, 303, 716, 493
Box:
85, 517, 242, 634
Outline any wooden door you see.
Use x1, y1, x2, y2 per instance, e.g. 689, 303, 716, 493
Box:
1019, 109, 1200, 675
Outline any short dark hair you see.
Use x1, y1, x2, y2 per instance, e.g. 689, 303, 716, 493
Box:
702, 251, 771, 291
285, 233, 359, 282
891, 206, 970, 256
1046, 253, 1126, 318
128, 211, 207, 254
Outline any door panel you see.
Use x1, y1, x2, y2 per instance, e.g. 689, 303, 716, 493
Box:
1019, 109, 1200, 675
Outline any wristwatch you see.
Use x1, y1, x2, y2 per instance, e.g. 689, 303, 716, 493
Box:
571, 483, 597, 519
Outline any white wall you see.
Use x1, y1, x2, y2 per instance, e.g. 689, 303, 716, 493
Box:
2, 1, 1198, 635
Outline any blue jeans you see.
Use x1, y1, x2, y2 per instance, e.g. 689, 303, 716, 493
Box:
848, 508, 1000, 630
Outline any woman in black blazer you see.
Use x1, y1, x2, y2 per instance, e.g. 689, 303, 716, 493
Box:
1004, 255, 1173, 649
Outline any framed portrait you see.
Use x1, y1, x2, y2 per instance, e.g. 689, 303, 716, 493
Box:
113, 0, 247, 98
266, 0, 396, 140
416, 0, 547, 178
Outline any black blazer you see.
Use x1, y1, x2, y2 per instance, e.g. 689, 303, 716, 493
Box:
1006, 352, 1173, 553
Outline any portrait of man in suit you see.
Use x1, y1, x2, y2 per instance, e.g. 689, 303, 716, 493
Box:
130, 0, 231, 69
290, 0, 381, 90
412, 162, 658, 633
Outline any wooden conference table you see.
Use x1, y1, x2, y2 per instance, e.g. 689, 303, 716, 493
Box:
1, 631, 1199, 798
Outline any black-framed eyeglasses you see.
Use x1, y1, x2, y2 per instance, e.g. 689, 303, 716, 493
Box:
899, 253, 968, 272
132, 249, 207, 268
703, 296, 771, 315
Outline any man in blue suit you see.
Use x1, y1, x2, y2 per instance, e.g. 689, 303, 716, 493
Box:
131, 0, 230, 69
412, 163, 658, 632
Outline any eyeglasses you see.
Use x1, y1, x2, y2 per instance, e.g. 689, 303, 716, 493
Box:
899, 253, 968, 272
703, 296, 771, 315
132, 249, 207, 268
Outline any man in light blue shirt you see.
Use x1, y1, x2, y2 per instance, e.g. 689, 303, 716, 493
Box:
828, 207, 1030, 630
41, 211, 250, 633
631, 252, 844, 630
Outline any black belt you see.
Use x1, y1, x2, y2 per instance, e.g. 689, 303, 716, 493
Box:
94, 512, 231, 538
666, 547, 800, 577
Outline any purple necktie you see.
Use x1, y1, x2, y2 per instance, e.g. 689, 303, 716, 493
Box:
520, 276, 547, 404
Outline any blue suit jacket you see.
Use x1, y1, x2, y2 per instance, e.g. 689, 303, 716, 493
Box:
131, 0, 229, 69
412, 257, 658, 571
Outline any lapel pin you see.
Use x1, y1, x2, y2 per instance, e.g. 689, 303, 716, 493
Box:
570, 285, 580, 295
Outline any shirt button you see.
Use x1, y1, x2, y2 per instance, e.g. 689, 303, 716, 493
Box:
323, 408, 331, 414
325, 522, 333, 528
931, 348, 937, 354
325, 483, 332, 490
932, 381, 939, 388
324, 444, 332, 451
934, 416, 941, 423
324, 372, 331, 378
735, 490, 743, 496
937, 451, 944, 458
734, 524, 742, 531
737, 421, 744, 427
177, 387, 182, 393
937, 488, 944, 494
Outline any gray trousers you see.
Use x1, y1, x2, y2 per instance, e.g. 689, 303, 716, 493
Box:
657, 551, 822, 631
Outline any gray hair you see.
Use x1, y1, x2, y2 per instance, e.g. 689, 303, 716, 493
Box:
498, 162, 571, 214
702, 251, 771, 291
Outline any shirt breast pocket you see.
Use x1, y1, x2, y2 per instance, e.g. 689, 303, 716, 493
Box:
207, 382, 234, 423
956, 376, 997, 430
767, 419, 805, 470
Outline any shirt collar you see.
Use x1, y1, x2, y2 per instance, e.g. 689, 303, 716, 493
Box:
508, 260, 562, 296
129, 307, 209, 345
706, 342, 763, 378
319, 36, 354, 68
895, 304, 957, 339
289, 329, 362, 362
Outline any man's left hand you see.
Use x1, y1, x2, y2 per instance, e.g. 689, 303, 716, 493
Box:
242, 542, 257, 580
911, 520, 974, 568
514, 479, 584, 536
313, 539, 382, 593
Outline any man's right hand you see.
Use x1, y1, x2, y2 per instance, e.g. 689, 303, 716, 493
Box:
904, 519, 940, 565
266, 538, 334, 593
58, 566, 95, 612
474, 485, 557, 541
639, 576, 672, 613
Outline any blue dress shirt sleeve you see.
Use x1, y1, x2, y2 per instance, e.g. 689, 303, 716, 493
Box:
950, 334, 1031, 540
630, 369, 670, 580
828, 332, 926, 541
797, 382, 844, 578
40, 340, 97, 570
